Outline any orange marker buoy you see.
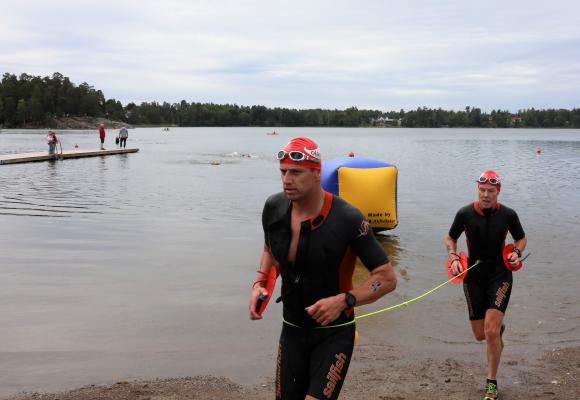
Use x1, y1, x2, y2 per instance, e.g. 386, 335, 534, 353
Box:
255, 268, 277, 316
502, 244, 523, 272
347, 151, 355, 157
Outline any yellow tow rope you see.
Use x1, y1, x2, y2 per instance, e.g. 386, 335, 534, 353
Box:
283, 260, 482, 329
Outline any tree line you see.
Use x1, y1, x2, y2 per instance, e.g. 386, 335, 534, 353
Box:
1, 72, 579, 128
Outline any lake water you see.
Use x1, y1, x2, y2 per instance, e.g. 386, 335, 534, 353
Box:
1, 127, 579, 396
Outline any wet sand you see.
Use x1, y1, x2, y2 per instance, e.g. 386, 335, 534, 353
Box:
6, 346, 579, 400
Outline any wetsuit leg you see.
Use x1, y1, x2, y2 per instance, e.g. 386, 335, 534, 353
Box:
463, 280, 487, 321
306, 325, 355, 400
464, 267, 513, 321
486, 270, 513, 314
277, 325, 310, 400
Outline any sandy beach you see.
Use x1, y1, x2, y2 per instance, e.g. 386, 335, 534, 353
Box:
6, 345, 578, 400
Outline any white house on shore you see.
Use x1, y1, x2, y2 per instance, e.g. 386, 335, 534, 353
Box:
371, 116, 402, 127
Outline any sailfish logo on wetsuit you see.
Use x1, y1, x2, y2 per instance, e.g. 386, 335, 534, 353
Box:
495, 282, 510, 307
323, 353, 348, 399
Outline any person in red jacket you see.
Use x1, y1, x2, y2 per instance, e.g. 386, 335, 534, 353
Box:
98, 123, 106, 150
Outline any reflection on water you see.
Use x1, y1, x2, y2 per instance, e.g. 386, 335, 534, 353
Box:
353, 233, 404, 285
353, 234, 402, 285
0, 160, 109, 218
0, 128, 579, 395
376, 234, 403, 267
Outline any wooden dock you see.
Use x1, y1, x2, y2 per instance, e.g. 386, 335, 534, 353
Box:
0, 148, 139, 165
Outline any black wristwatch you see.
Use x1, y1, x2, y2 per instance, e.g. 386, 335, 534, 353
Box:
344, 292, 357, 308
513, 248, 522, 258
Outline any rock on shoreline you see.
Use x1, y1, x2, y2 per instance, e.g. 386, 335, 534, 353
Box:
21, 116, 132, 130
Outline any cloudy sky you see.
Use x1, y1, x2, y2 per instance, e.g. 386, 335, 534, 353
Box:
1, 0, 579, 111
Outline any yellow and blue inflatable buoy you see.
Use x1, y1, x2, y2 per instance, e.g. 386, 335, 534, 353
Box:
321, 157, 398, 231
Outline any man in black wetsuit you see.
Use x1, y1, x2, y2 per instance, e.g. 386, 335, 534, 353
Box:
249, 137, 397, 400
445, 170, 527, 400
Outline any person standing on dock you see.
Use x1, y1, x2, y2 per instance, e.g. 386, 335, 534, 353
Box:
118, 127, 129, 148
98, 123, 106, 150
445, 170, 527, 400
46, 130, 59, 155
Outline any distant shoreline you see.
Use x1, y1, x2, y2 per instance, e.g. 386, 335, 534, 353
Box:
3, 72, 579, 129
4, 120, 580, 131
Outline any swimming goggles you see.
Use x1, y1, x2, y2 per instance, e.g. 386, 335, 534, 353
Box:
277, 150, 320, 163
477, 174, 501, 185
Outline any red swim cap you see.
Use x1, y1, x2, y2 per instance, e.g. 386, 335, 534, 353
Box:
477, 170, 501, 191
278, 137, 321, 170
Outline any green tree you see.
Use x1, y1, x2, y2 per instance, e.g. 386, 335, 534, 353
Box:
28, 86, 45, 123
16, 99, 28, 123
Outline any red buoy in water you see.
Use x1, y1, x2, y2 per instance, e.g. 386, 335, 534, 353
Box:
536, 148, 541, 155
74, 144, 79, 148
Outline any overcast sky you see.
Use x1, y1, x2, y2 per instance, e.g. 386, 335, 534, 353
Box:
1, 0, 579, 111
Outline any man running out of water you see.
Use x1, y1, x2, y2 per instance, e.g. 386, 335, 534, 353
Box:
445, 170, 527, 400
249, 137, 397, 400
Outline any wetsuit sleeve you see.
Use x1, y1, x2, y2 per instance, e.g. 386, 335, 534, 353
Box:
349, 214, 389, 271
509, 210, 525, 241
448, 209, 465, 240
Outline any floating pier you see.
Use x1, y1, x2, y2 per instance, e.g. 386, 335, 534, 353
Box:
0, 148, 139, 165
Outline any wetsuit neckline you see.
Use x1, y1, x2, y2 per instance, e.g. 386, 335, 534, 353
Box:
268, 191, 333, 229
308, 191, 333, 230
473, 200, 501, 217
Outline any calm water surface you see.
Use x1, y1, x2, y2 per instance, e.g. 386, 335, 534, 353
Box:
0, 128, 579, 396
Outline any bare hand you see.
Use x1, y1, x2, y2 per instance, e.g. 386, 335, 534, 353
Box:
305, 295, 345, 326
249, 287, 268, 320
449, 258, 463, 276
507, 251, 520, 267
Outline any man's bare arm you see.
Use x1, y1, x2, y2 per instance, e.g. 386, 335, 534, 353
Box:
305, 262, 397, 326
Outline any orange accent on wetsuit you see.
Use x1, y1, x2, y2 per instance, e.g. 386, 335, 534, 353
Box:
262, 191, 388, 328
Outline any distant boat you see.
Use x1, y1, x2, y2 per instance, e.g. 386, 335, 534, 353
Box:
267, 130, 278, 135
162, 127, 170, 131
